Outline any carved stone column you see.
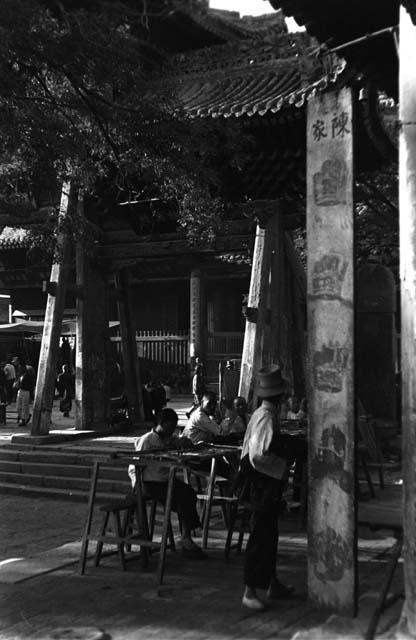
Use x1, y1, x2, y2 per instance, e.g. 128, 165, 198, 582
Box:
307, 87, 356, 614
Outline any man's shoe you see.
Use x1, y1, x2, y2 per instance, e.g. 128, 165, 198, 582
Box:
242, 594, 266, 611
267, 581, 295, 599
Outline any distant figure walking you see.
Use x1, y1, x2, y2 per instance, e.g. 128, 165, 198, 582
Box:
16, 365, 35, 426
56, 364, 75, 418
192, 364, 205, 407
3, 356, 16, 405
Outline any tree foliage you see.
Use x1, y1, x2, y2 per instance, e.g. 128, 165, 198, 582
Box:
0, 0, 248, 251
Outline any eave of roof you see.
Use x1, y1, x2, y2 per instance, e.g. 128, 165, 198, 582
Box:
0, 227, 30, 249
170, 32, 346, 119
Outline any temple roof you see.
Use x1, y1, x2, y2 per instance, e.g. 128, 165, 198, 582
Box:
171, 32, 345, 118
0, 227, 30, 249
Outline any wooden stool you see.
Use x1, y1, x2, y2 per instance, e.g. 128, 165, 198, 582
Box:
224, 498, 251, 558
94, 497, 151, 570
186, 460, 235, 549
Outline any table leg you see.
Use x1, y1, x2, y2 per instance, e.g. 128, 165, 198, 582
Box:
157, 465, 176, 587
202, 457, 217, 550
135, 466, 150, 569
79, 460, 100, 574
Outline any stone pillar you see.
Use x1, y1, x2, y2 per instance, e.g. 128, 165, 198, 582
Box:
115, 268, 144, 423
399, 7, 416, 635
189, 268, 202, 366
306, 87, 356, 614
75, 244, 111, 431
30, 182, 74, 436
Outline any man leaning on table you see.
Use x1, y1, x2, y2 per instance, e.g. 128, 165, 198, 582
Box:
182, 391, 237, 444
128, 407, 204, 558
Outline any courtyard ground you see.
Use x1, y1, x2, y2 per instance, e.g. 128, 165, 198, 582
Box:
0, 396, 405, 640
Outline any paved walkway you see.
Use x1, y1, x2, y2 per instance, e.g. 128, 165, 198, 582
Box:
0, 398, 405, 640
0, 395, 193, 443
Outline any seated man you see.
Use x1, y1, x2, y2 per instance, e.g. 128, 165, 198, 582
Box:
181, 392, 228, 444
182, 391, 235, 476
228, 396, 249, 434
287, 396, 306, 421
128, 408, 204, 557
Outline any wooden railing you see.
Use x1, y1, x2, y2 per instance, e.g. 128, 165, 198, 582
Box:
207, 331, 244, 356
111, 330, 189, 367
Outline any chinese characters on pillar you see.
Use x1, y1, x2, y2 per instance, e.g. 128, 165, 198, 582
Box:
307, 88, 355, 613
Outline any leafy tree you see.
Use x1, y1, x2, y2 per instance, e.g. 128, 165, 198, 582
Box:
0, 0, 248, 252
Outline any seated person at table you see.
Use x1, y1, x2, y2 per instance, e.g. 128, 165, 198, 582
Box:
286, 396, 306, 421
182, 392, 231, 444
128, 408, 204, 557
220, 396, 250, 435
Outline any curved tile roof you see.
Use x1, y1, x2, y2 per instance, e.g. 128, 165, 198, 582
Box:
0, 227, 30, 249
171, 33, 346, 119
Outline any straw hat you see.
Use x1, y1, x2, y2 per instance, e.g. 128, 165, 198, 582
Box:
257, 364, 290, 398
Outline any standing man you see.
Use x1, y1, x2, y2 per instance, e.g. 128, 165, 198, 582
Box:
56, 364, 75, 418
3, 356, 16, 405
241, 364, 297, 611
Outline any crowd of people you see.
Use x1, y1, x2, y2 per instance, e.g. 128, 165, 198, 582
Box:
0, 355, 76, 425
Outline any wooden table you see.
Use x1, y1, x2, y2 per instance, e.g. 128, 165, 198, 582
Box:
78, 445, 240, 586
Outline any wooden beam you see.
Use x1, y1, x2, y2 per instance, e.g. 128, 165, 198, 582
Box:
238, 217, 274, 409
399, 8, 416, 635
115, 267, 144, 423
30, 183, 74, 436
268, 212, 293, 384
306, 87, 356, 614
75, 235, 111, 431
103, 233, 254, 261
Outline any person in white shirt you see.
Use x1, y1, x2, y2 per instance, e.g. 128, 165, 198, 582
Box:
3, 356, 16, 405
286, 396, 306, 421
128, 408, 204, 557
241, 365, 297, 612
227, 396, 249, 434
182, 392, 229, 444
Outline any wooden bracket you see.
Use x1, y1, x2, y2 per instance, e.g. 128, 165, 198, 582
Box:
42, 281, 57, 296
242, 306, 271, 325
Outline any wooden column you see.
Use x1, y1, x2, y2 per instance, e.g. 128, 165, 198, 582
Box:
399, 8, 416, 635
30, 182, 74, 436
115, 268, 144, 423
75, 239, 111, 431
239, 217, 274, 409
269, 213, 293, 384
307, 87, 356, 613
285, 233, 307, 394
189, 268, 203, 365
